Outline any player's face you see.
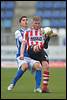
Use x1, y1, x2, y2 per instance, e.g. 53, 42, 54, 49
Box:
33, 21, 41, 30
21, 18, 28, 27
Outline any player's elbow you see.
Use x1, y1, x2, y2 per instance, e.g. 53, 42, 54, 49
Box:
44, 43, 48, 49
44, 45, 48, 49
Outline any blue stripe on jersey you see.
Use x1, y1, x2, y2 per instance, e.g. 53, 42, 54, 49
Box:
19, 29, 24, 37
16, 39, 21, 58
24, 45, 29, 57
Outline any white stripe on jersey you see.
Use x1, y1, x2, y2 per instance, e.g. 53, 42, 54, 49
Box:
15, 30, 21, 38
15, 30, 22, 42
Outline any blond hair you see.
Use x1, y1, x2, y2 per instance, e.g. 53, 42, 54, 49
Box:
32, 16, 41, 21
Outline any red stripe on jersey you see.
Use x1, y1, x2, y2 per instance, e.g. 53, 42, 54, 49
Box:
30, 30, 33, 36
40, 42, 44, 48
36, 41, 38, 45
35, 30, 38, 36
27, 29, 44, 50
40, 33, 42, 36
31, 41, 34, 45
40, 42, 42, 46
25, 31, 28, 40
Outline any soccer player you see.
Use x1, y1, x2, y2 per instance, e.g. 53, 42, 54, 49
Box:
8, 16, 42, 93
24, 16, 51, 93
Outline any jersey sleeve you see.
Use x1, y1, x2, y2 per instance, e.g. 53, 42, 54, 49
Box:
44, 36, 50, 49
15, 30, 22, 43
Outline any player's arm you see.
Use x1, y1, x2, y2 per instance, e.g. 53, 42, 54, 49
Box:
44, 33, 58, 49
20, 40, 26, 60
44, 36, 50, 49
49, 32, 58, 37
46, 29, 58, 37
43, 28, 58, 49
43, 27, 58, 38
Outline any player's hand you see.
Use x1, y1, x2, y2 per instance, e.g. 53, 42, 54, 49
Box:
20, 54, 24, 60
49, 33, 58, 37
33, 45, 42, 52
33, 45, 39, 52
46, 30, 53, 37
33, 45, 37, 52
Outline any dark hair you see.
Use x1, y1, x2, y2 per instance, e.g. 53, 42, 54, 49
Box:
19, 16, 27, 23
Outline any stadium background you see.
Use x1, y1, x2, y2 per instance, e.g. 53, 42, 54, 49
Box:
1, 1, 66, 99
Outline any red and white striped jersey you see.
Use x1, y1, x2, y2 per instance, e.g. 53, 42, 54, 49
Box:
24, 29, 44, 49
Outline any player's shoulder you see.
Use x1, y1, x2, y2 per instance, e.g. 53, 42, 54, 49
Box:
15, 29, 21, 38
15, 29, 20, 35
24, 28, 31, 35
26, 28, 31, 32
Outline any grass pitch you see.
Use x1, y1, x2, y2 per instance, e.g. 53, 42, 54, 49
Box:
1, 68, 66, 99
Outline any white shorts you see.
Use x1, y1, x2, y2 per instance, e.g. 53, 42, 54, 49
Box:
16, 56, 41, 73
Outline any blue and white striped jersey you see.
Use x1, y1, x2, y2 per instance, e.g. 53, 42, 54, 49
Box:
15, 28, 30, 58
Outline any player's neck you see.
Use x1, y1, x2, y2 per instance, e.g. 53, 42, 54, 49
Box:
21, 27, 27, 30
33, 28, 41, 31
